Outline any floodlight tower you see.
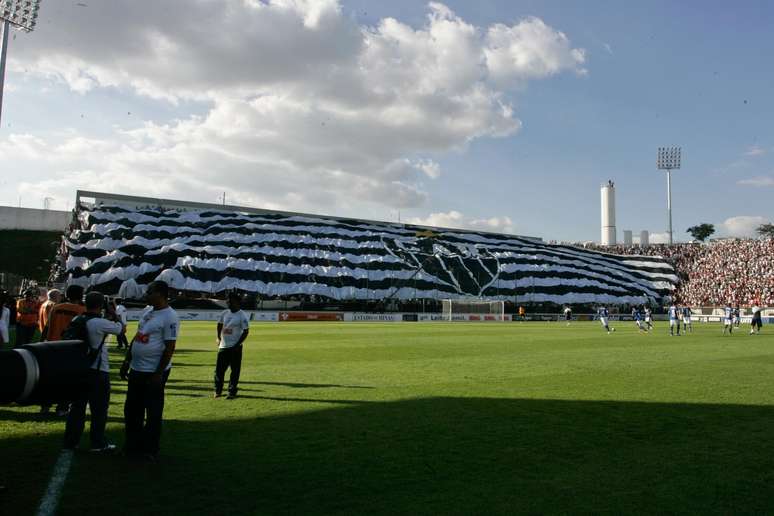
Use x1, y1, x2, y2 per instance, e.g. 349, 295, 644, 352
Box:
657, 146, 681, 245
0, 0, 42, 127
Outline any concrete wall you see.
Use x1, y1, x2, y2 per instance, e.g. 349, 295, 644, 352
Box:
0, 206, 71, 232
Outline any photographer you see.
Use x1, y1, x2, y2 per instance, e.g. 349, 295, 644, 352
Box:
120, 280, 179, 461
63, 291, 125, 452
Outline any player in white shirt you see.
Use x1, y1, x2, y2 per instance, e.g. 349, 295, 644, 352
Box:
114, 298, 129, 349
214, 292, 250, 399
722, 305, 734, 334
644, 307, 653, 331
668, 304, 680, 336
120, 280, 179, 460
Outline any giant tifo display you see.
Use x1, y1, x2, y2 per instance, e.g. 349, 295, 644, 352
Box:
58, 193, 677, 305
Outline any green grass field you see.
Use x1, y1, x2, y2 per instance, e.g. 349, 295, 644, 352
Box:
2, 321, 773, 515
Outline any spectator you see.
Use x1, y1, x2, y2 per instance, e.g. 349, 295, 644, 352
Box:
63, 291, 125, 452
15, 289, 41, 346
0, 292, 10, 348
42, 285, 86, 341
41, 284, 85, 416
38, 289, 62, 334
579, 239, 773, 306
120, 280, 179, 461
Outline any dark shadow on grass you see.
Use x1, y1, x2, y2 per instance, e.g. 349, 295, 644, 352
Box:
166, 378, 374, 389
216, 395, 371, 404
5, 398, 774, 515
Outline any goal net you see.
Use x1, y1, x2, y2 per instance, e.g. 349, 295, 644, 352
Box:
441, 299, 505, 321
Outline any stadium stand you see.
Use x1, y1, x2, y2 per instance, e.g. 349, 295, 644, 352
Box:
580, 240, 774, 306
47, 192, 677, 310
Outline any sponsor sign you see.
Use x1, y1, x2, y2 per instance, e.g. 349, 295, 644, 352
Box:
279, 311, 344, 322
416, 313, 511, 322
251, 312, 279, 322
345, 313, 403, 322
402, 314, 419, 322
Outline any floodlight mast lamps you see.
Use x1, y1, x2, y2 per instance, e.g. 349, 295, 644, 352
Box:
656, 146, 681, 245
0, 0, 42, 128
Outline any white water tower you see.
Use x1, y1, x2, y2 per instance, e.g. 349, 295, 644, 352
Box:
600, 180, 616, 246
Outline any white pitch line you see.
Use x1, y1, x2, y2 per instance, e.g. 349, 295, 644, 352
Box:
36, 449, 74, 516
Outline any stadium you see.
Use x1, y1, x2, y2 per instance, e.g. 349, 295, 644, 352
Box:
2, 2, 774, 515
2, 188, 773, 515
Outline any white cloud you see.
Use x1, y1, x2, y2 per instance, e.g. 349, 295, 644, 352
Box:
484, 16, 587, 87
744, 145, 766, 157
4, 1, 586, 213
720, 215, 768, 237
738, 176, 774, 187
407, 210, 516, 234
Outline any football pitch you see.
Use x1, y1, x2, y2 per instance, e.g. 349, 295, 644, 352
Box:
2, 321, 774, 514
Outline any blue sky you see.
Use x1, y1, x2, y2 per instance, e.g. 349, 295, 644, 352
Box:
1, 0, 772, 242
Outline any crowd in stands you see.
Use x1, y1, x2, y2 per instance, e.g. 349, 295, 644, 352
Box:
580, 239, 774, 306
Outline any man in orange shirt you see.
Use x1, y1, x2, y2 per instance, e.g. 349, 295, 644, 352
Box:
38, 289, 62, 334
42, 285, 85, 342
15, 289, 41, 346
41, 284, 85, 415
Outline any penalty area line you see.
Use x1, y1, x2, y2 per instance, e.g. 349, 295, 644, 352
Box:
36, 449, 74, 516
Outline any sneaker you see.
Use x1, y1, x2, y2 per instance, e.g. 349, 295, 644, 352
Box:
226, 393, 237, 399
213, 392, 222, 398
55, 408, 70, 417
90, 443, 117, 453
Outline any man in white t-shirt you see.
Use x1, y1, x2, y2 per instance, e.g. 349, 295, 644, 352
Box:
114, 298, 129, 349
63, 291, 125, 452
120, 280, 179, 460
214, 292, 250, 399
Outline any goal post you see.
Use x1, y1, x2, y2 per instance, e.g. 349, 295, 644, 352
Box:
441, 299, 505, 321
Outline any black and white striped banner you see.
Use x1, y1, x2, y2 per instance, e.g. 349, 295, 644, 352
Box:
63, 205, 678, 304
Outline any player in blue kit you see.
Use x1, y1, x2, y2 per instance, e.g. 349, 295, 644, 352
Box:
597, 306, 613, 333
723, 305, 734, 334
681, 306, 693, 333
632, 307, 647, 333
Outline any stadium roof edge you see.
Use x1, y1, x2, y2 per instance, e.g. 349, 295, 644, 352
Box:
75, 190, 543, 242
